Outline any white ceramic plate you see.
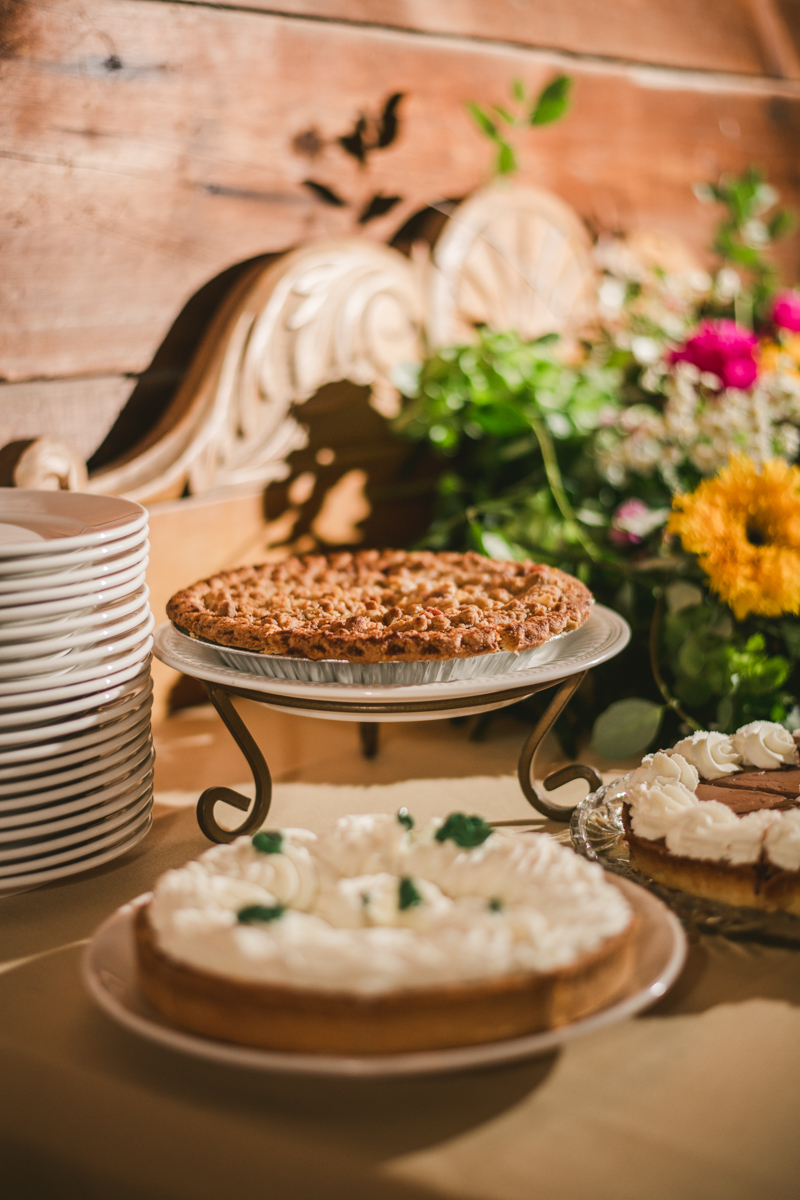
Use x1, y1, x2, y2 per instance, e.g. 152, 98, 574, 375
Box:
0, 556, 147, 607
83, 877, 685, 1079
0, 627, 152, 692
153, 607, 631, 722
0, 790, 152, 861
0, 603, 151, 661
0, 763, 154, 834
0, 614, 154, 679
0, 491, 146, 557
0, 530, 148, 577
0, 542, 148, 593
0, 806, 152, 879
0, 569, 148, 623
0, 649, 151, 713
0, 813, 152, 893
0, 726, 152, 798
0, 775, 153, 843
0, 744, 153, 818
0, 705, 152, 772
0, 675, 152, 745
0, 587, 149, 644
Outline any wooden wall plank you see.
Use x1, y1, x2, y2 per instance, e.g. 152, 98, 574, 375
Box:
165, 0, 775, 77
2, 0, 800, 386
0, 376, 134, 460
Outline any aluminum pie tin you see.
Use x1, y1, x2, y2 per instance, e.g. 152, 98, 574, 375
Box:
173, 624, 573, 686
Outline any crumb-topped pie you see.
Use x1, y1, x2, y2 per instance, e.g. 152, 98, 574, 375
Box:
135, 811, 636, 1054
166, 550, 592, 663
621, 721, 800, 914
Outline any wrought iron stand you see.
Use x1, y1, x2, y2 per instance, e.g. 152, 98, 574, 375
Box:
195, 670, 601, 843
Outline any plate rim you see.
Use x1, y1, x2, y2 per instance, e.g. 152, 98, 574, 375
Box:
0, 492, 146, 557
0, 811, 152, 891
152, 605, 630, 705
82, 876, 686, 1079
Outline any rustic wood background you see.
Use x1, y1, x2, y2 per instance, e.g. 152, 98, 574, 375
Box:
3, 0, 800, 465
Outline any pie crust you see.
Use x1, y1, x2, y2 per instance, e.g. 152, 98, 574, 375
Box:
135, 902, 637, 1055
166, 550, 593, 663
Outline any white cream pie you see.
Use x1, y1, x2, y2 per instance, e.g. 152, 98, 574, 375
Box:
135, 812, 637, 1054
621, 721, 800, 913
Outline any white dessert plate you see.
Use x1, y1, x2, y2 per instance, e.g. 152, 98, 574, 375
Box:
84, 877, 685, 1079
0, 813, 152, 892
0, 789, 152, 861
0, 764, 154, 834
0, 707, 151, 777
0, 745, 154, 819
0, 603, 151, 662
0, 775, 153, 843
0, 648, 152, 712
0, 556, 147, 607
0, 726, 152, 798
0, 570, 148, 623
0, 529, 148, 577
0, 806, 152, 880
0, 614, 153, 679
0, 542, 148, 593
0, 492, 146, 557
0, 587, 149, 644
0, 625, 153, 691
153, 606, 630, 721
0, 674, 152, 745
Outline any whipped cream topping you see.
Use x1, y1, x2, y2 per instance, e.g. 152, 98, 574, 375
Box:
627, 780, 699, 841
625, 719, 800, 869
629, 751, 699, 791
149, 813, 632, 995
731, 721, 798, 770
670, 731, 741, 780
665, 803, 779, 865
765, 810, 800, 872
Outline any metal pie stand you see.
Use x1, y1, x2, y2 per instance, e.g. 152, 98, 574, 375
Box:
153, 609, 630, 844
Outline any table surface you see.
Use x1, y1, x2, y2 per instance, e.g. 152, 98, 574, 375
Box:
3, 702, 800, 1200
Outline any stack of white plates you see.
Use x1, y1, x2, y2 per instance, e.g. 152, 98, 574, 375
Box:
0, 491, 154, 894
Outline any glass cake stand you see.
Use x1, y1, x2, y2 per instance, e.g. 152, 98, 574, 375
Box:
571, 779, 800, 947
153, 606, 630, 844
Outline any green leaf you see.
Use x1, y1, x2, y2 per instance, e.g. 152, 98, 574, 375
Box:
238, 903, 286, 924
398, 877, 422, 910
491, 104, 515, 125
472, 402, 530, 437
466, 101, 499, 140
435, 812, 493, 848
530, 75, 572, 126
768, 209, 795, 240
495, 139, 517, 175
511, 78, 526, 103
480, 530, 517, 560
252, 830, 283, 854
590, 698, 664, 759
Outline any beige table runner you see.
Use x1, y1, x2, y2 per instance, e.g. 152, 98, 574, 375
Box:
2, 779, 800, 1200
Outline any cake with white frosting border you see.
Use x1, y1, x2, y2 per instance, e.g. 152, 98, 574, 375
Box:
620, 721, 800, 913
135, 812, 637, 1055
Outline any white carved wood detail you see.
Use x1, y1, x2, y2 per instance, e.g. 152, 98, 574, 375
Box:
10, 183, 595, 502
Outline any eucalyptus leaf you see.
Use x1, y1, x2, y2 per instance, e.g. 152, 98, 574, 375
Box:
530, 75, 572, 126
590, 698, 664, 759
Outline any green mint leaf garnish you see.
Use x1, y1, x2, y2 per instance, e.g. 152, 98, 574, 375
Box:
435, 813, 493, 848
252, 830, 283, 855
397, 807, 414, 831
361, 892, 371, 906
489, 897, 503, 912
238, 903, 286, 924
398, 876, 422, 910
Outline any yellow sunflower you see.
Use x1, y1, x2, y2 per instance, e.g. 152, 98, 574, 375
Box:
668, 454, 800, 620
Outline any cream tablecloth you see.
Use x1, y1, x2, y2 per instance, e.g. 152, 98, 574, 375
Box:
3, 776, 800, 1200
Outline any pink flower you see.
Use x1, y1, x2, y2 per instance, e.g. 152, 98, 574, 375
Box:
609, 499, 649, 546
670, 319, 758, 390
773, 290, 800, 333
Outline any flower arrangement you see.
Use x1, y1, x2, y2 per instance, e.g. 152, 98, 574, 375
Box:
393, 163, 800, 757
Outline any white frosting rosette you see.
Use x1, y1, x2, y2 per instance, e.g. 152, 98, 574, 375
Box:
670, 731, 741, 780
731, 721, 798, 770
765, 810, 800, 872
628, 751, 698, 791
627, 780, 699, 841
665, 803, 780, 865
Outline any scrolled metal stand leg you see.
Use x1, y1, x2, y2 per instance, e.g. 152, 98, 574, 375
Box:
359, 722, 379, 759
517, 671, 602, 823
196, 684, 273, 844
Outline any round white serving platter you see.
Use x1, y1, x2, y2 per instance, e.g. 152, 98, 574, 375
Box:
0, 811, 152, 892
83, 876, 684, 1079
0, 492, 146, 557
153, 606, 630, 721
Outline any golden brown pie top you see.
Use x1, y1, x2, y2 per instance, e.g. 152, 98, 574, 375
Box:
166, 550, 593, 662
